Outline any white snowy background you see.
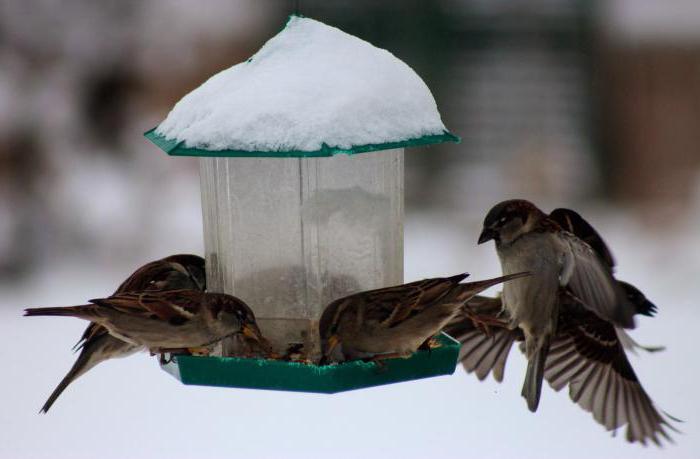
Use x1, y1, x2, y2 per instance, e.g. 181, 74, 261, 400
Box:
1, 1, 699, 458
3, 208, 699, 459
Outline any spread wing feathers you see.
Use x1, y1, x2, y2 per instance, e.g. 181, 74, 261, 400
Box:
444, 295, 523, 382
549, 208, 616, 269
545, 305, 677, 445
89, 290, 201, 324
320, 274, 469, 336
560, 233, 636, 329
452, 320, 519, 383
551, 210, 658, 324
615, 327, 666, 355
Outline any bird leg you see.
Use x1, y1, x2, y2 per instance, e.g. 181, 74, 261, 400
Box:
418, 337, 441, 354
155, 347, 192, 364
187, 346, 211, 356
468, 312, 510, 336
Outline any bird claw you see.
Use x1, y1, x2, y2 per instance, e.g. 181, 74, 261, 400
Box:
418, 337, 440, 353
372, 359, 389, 374
187, 346, 211, 356
156, 347, 190, 364
469, 313, 510, 336
365, 351, 409, 374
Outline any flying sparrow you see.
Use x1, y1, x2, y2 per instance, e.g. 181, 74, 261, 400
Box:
35, 254, 206, 413
25, 289, 265, 355
445, 291, 676, 445
478, 199, 636, 412
319, 272, 529, 364
448, 202, 676, 444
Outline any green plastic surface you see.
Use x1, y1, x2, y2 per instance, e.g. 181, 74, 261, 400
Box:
144, 128, 459, 158
160, 333, 460, 393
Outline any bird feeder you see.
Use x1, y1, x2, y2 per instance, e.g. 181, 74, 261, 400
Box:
146, 15, 459, 393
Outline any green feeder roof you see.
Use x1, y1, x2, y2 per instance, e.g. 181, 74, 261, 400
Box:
146, 15, 459, 158
161, 333, 460, 393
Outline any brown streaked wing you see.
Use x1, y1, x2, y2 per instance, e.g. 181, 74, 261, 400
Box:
113, 260, 175, 294
89, 290, 202, 324
375, 274, 468, 328
320, 274, 469, 334
549, 208, 616, 269
561, 232, 635, 329
545, 304, 677, 445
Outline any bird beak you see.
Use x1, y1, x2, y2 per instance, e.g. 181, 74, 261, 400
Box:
326, 335, 340, 354
241, 323, 264, 343
478, 227, 496, 244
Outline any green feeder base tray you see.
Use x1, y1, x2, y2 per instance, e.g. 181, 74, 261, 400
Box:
160, 333, 459, 393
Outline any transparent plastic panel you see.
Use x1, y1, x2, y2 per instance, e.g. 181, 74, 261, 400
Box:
199, 150, 404, 359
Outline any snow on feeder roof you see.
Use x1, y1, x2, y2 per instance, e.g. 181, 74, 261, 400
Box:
145, 15, 458, 157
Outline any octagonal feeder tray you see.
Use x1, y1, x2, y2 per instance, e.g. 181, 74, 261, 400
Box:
160, 333, 459, 394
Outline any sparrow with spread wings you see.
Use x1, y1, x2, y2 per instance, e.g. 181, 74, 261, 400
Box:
445, 202, 677, 445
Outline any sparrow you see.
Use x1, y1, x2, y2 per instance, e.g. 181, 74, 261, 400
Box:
445, 291, 677, 445
477, 199, 637, 412
34, 254, 206, 413
25, 289, 266, 355
446, 202, 676, 444
319, 272, 529, 364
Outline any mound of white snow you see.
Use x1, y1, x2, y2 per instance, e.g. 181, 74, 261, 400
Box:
153, 16, 452, 154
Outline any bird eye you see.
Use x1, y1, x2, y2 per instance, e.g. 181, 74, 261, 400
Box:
499, 216, 507, 223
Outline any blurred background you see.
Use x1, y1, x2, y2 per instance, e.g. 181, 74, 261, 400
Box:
1, 1, 699, 458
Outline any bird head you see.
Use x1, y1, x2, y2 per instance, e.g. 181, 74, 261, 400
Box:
212, 296, 263, 343
478, 199, 545, 246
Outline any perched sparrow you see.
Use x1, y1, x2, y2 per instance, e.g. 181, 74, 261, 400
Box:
34, 254, 206, 413
445, 292, 677, 445
478, 199, 637, 412
319, 272, 529, 364
26, 289, 266, 364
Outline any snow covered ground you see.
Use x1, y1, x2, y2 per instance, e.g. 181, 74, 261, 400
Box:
1, 208, 698, 459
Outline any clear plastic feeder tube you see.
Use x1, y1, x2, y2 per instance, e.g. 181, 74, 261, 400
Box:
199, 150, 404, 360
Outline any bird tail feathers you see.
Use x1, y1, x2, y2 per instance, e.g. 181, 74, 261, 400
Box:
522, 335, 550, 412
40, 344, 98, 413
24, 305, 91, 319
